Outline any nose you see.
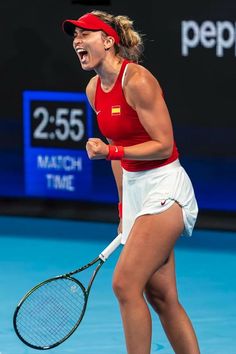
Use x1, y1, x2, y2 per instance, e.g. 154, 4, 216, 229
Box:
73, 32, 83, 47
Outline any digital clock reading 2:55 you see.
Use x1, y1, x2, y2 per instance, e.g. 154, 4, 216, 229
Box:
29, 94, 92, 150
24, 91, 93, 199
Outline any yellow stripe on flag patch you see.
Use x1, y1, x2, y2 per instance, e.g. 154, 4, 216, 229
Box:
111, 106, 121, 115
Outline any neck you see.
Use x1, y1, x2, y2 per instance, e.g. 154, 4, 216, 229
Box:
95, 56, 123, 91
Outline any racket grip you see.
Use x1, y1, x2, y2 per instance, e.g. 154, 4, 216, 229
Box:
99, 233, 122, 262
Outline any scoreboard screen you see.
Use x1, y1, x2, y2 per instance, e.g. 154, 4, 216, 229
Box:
24, 91, 93, 199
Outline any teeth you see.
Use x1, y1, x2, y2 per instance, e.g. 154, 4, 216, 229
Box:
75, 47, 88, 63
76, 48, 86, 53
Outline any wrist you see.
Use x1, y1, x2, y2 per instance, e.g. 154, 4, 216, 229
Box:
118, 202, 122, 218
106, 145, 124, 160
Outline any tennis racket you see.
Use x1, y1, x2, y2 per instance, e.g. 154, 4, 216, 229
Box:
13, 233, 122, 350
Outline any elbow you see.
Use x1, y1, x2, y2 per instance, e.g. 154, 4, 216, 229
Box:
160, 141, 174, 159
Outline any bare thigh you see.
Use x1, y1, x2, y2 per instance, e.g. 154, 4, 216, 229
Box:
113, 202, 184, 293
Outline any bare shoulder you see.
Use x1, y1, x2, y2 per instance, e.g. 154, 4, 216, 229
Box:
86, 75, 99, 109
124, 63, 162, 107
125, 63, 160, 89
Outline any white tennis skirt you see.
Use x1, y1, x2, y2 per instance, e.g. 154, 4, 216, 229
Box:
121, 159, 198, 244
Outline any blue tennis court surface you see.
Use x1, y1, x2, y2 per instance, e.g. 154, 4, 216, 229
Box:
0, 216, 236, 354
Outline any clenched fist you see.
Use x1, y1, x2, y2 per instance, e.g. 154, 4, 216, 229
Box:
86, 138, 109, 160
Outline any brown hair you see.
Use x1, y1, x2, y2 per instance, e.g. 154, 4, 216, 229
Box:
91, 10, 144, 62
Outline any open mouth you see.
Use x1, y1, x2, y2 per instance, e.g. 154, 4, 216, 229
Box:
76, 48, 88, 63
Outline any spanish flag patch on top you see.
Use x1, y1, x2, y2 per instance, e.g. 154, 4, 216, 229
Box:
111, 105, 121, 115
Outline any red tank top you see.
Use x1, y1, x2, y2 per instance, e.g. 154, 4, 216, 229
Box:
94, 59, 179, 172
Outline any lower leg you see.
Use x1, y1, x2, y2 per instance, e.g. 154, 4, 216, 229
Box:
159, 301, 200, 354
118, 293, 152, 354
145, 249, 200, 354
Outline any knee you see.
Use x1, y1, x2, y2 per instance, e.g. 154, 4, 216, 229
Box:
145, 285, 179, 315
112, 271, 137, 304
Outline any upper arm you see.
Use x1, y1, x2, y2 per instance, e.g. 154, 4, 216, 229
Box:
124, 65, 174, 147
86, 75, 98, 112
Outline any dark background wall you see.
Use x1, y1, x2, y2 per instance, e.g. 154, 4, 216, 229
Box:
0, 0, 235, 225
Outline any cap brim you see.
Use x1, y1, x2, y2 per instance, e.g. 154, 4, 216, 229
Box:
62, 19, 102, 36
62, 20, 80, 36
62, 14, 120, 44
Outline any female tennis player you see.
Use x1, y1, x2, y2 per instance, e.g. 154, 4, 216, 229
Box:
63, 11, 200, 354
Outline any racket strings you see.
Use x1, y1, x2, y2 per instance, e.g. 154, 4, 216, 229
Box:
17, 279, 84, 345
15, 278, 86, 348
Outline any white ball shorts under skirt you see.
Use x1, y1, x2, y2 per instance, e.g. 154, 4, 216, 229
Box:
121, 159, 198, 245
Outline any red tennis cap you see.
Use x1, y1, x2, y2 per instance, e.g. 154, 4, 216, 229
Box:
62, 13, 120, 44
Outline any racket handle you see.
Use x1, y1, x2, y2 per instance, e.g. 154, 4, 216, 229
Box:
99, 233, 122, 262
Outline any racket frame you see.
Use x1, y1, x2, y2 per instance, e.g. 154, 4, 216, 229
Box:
13, 234, 121, 350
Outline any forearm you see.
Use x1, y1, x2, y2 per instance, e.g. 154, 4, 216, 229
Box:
86, 138, 173, 162
122, 140, 173, 161
111, 160, 123, 202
